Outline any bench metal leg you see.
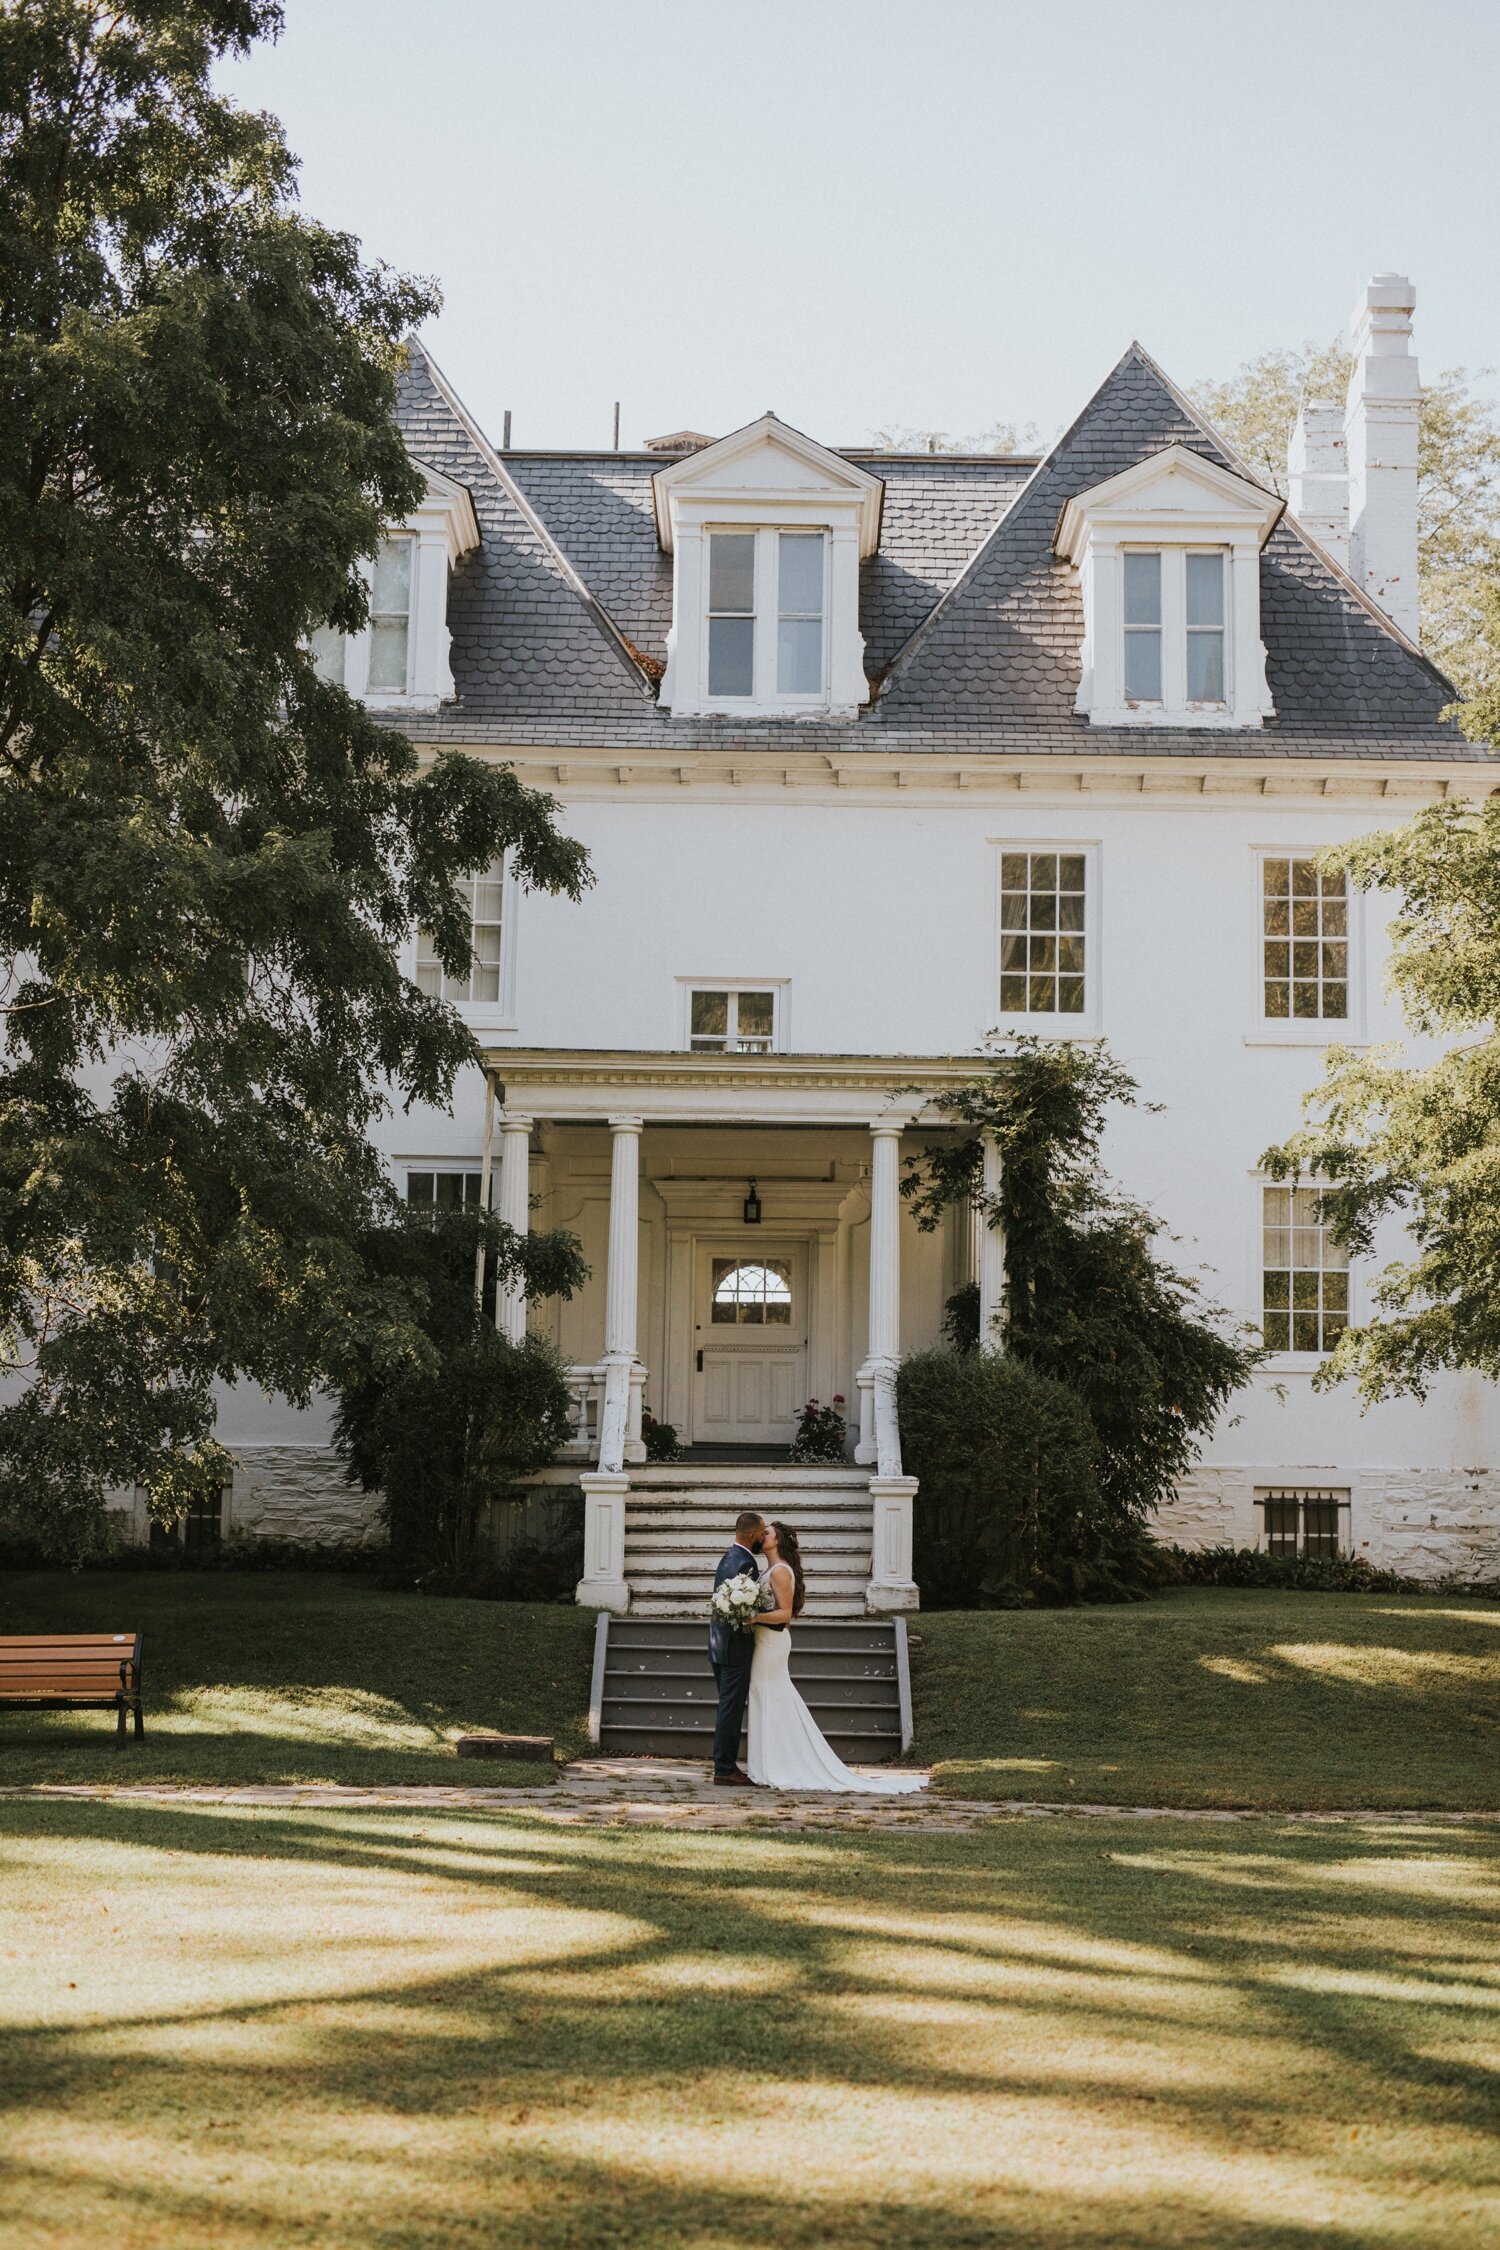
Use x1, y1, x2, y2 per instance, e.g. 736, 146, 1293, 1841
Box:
115, 1696, 126, 1749
133, 1697, 144, 1741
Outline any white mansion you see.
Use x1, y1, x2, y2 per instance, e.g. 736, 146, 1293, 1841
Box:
212, 272, 1500, 1606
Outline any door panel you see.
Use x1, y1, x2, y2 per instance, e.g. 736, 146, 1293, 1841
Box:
693, 1244, 807, 1445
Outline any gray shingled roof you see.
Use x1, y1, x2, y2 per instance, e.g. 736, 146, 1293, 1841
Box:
396, 340, 1474, 761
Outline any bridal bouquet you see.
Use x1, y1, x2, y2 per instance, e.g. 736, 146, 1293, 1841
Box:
709, 1575, 764, 1636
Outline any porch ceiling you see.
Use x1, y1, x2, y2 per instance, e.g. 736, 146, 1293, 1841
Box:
478, 1047, 987, 1125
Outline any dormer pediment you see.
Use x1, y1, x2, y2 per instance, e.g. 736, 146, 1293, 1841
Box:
1055, 444, 1282, 561
653, 414, 884, 556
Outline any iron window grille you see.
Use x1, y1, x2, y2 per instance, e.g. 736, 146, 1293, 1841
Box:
1257, 1487, 1350, 1559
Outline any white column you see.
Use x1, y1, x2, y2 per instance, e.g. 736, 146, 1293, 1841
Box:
604, 1116, 643, 1363
578, 1114, 644, 1609
978, 1134, 1006, 1352
494, 1114, 533, 1344
856, 1118, 903, 1466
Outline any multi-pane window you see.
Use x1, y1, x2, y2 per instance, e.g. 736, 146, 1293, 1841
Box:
310, 624, 345, 683
416, 864, 504, 1005
1258, 1487, 1349, 1558
689, 988, 777, 1052
1121, 547, 1228, 710
368, 536, 414, 692
1123, 551, 1162, 702
1000, 852, 1087, 1015
1185, 553, 1225, 701
149, 1491, 226, 1552
777, 533, 825, 694
705, 529, 827, 701
711, 1258, 792, 1325
1262, 1184, 1349, 1352
1263, 859, 1348, 1021
407, 1170, 486, 1210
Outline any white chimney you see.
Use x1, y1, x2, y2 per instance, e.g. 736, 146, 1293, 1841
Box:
1287, 402, 1348, 570
1343, 272, 1420, 640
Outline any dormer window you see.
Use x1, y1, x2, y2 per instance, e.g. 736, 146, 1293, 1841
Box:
706, 529, 827, 702
1055, 446, 1281, 730
1120, 547, 1227, 711
653, 414, 881, 719
309, 464, 478, 711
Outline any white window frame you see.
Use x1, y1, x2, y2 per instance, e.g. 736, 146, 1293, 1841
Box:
1054, 445, 1280, 731
309, 462, 479, 712
989, 840, 1101, 1037
678, 978, 789, 1054
701, 528, 830, 710
404, 1165, 491, 1212
409, 855, 519, 1032
1250, 1171, 1357, 1371
1247, 846, 1365, 1047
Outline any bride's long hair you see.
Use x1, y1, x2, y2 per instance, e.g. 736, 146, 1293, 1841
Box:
768, 1521, 807, 1616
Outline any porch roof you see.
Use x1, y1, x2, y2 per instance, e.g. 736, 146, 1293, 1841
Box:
477, 1047, 987, 1126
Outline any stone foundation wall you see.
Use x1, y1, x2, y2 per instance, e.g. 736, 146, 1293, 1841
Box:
1154, 1464, 1500, 1582
228, 1447, 382, 1546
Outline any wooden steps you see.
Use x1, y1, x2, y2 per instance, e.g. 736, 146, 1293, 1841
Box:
593, 1616, 910, 1763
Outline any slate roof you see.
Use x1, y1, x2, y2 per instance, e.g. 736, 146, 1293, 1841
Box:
396, 341, 1474, 762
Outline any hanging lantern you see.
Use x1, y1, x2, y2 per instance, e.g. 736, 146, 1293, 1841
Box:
743, 1180, 762, 1225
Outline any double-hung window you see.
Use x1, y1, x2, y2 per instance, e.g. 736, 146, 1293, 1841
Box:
1121, 548, 1227, 713
1262, 1184, 1349, 1354
416, 863, 505, 1005
406, 1170, 486, 1211
705, 529, 827, 704
688, 988, 778, 1053
308, 535, 417, 698
998, 849, 1092, 1022
1262, 858, 1348, 1023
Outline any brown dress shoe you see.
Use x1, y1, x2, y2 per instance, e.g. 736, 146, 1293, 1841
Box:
713, 1768, 752, 1786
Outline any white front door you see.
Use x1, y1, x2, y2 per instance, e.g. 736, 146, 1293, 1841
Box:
692, 1245, 808, 1446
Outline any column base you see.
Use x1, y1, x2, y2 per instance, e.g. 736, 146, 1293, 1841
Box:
576, 1471, 631, 1612
866, 1472, 919, 1612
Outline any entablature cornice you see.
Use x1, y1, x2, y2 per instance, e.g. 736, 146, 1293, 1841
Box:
480, 1048, 982, 1127
424, 740, 1495, 807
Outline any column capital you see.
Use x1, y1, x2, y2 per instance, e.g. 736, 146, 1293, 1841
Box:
606, 1114, 645, 1135
868, 1115, 906, 1139
498, 1112, 534, 1135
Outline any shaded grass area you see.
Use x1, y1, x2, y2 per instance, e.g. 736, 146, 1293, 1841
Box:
2, 1799, 1499, 2247
0, 1573, 594, 1787
912, 1590, 1500, 1810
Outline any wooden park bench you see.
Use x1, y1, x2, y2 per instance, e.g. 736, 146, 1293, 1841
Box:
0, 1633, 145, 1747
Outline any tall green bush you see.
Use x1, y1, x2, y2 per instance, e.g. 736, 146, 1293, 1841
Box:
902, 1041, 1260, 1562
333, 1207, 584, 1580
898, 1349, 1113, 1605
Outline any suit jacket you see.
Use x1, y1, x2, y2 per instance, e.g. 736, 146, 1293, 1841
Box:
709, 1542, 763, 1668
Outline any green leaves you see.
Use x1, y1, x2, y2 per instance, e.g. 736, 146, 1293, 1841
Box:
1265, 800, 1500, 1400
0, 4, 592, 1551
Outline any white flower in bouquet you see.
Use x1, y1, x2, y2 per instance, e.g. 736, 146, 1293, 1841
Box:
709, 1575, 763, 1634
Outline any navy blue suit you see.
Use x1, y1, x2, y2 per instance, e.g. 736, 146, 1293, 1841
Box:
709, 1542, 760, 1775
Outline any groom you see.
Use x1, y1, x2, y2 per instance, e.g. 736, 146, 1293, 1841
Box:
709, 1509, 767, 1785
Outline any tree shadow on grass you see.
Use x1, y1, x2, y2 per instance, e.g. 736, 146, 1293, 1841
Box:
2, 1800, 1499, 2247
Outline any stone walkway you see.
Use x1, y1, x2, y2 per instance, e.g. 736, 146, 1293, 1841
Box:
2, 1758, 1496, 1833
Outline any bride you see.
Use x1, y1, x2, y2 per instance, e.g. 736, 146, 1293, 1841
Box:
747, 1521, 927, 1795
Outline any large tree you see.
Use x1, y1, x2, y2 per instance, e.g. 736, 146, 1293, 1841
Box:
0, 1, 591, 1554
1264, 797, 1500, 1401
1190, 344, 1500, 697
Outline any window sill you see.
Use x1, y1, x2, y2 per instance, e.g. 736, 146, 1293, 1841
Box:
1081, 704, 1268, 730
451, 1008, 519, 1034
1257, 1355, 1337, 1375
987, 1017, 1099, 1042
1244, 1028, 1365, 1049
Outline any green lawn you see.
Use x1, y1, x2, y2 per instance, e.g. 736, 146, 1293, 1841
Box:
0, 1572, 594, 1787
914, 1590, 1500, 1809
2, 1798, 1498, 2247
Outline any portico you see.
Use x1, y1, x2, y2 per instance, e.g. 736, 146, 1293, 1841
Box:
478, 1050, 983, 1616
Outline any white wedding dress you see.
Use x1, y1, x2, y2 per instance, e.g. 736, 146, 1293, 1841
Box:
745, 1570, 927, 1795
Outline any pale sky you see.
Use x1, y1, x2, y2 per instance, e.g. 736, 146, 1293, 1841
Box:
221, 0, 1500, 453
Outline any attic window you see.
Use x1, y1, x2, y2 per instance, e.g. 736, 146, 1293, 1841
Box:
705, 530, 827, 702
307, 466, 479, 711
1054, 445, 1279, 730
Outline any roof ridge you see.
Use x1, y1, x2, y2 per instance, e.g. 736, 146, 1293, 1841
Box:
404, 337, 658, 702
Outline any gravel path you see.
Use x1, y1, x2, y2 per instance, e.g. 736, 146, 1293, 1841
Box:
2, 1758, 1497, 1832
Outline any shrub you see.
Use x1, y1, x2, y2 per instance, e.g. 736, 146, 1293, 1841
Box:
641, 1411, 682, 1463
898, 1348, 1151, 1606
1159, 1542, 1488, 1596
790, 1396, 847, 1463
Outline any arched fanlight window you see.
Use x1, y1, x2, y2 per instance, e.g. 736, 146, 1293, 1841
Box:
711, 1258, 792, 1326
